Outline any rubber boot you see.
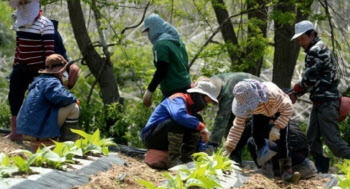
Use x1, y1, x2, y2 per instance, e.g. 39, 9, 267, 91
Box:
180, 132, 200, 163
167, 132, 183, 169
279, 158, 301, 183
5, 116, 22, 141
59, 119, 80, 141
293, 158, 317, 179
314, 155, 330, 173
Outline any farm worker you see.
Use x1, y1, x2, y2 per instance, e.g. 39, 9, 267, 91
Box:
142, 13, 191, 107
6, 0, 55, 141
290, 20, 350, 173
16, 54, 81, 147
195, 72, 264, 164
141, 81, 219, 169
224, 79, 300, 182
246, 120, 317, 179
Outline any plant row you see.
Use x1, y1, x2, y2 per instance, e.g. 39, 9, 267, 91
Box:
0, 129, 116, 178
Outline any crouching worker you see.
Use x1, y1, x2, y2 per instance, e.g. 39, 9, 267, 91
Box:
246, 120, 317, 179
224, 79, 300, 183
16, 54, 80, 152
141, 81, 219, 169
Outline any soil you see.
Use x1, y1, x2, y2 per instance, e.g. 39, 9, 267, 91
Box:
0, 133, 332, 189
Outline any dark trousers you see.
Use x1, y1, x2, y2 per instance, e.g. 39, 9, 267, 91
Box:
145, 119, 199, 151
8, 64, 39, 116
247, 137, 308, 169
252, 114, 290, 159
308, 100, 350, 159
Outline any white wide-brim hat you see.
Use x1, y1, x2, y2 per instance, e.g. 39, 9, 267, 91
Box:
187, 81, 219, 104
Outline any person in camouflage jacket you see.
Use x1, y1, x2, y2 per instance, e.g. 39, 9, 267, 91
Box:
291, 20, 350, 172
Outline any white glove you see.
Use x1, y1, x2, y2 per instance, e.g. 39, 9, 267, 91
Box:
223, 150, 231, 157
269, 126, 280, 142
200, 128, 210, 143
62, 71, 69, 87
143, 90, 153, 107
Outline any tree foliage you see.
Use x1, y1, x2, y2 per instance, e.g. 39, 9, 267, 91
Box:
0, 0, 349, 148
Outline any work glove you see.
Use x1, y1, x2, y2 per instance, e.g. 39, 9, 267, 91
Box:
269, 126, 280, 142
293, 83, 304, 93
200, 128, 210, 144
288, 92, 297, 104
143, 90, 153, 107
223, 150, 231, 157
76, 99, 80, 107
62, 71, 69, 87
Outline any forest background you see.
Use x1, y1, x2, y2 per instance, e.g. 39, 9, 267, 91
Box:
0, 0, 350, 162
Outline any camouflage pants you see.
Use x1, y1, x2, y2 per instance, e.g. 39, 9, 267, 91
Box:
145, 119, 200, 159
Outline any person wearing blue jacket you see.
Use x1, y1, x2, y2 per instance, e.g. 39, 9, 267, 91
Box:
141, 81, 219, 168
16, 54, 80, 143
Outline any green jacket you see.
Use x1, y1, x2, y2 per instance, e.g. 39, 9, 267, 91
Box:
153, 40, 191, 95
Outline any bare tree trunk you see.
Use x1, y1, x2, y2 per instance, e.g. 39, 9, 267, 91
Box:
246, 0, 268, 76
272, 0, 312, 89
67, 0, 120, 104
211, 0, 242, 68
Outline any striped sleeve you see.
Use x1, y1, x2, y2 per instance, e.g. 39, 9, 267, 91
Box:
225, 116, 247, 152
40, 17, 55, 58
273, 93, 293, 129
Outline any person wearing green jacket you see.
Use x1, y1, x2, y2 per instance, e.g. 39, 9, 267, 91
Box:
142, 13, 191, 107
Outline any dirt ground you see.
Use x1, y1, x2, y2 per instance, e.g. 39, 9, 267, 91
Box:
0, 133, 331, 189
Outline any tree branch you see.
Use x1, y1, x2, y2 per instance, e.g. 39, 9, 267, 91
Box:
189, 5, 268, 68
121, 2, 151, 34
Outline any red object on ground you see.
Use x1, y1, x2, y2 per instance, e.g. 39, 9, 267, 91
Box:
339, 96, 350, 122
144, 149, 168, 169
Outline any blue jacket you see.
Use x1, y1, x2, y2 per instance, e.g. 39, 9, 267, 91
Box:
141, 93, 203, 141
17, 74, 76, 138
51, 19, 68, 61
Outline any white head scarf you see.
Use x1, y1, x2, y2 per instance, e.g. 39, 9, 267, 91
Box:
12, 0, 40, 29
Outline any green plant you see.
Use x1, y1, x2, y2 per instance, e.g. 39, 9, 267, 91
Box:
334, 160, 350, 189
0, 153, 17, 178
52, 141, 83, 162
72, 128, 116, 155
11, 156, 32, 174
137, 151, 240, 189
11, 147, 67, 170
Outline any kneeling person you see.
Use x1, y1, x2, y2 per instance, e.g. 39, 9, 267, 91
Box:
141, 81, 219, 169
17, 54, 80, 150
246, 120, 317, 179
